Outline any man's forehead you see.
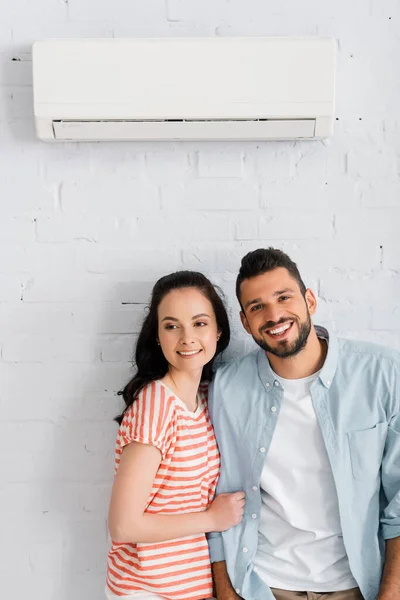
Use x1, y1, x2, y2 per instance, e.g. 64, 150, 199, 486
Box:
241, 268, 295, 291
240, 269, 301, 305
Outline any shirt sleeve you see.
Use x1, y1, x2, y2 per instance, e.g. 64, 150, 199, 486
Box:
380, 412, 400, 540
206, 378, 226, 563
118, 381, 175, 460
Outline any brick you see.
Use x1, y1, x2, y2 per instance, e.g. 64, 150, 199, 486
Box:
134, 214, 232, 243
0, 243, 77, 274
0, 216, 36, 243
279, 240, 382, 272
167, 0, 231, 21
197, 148, 244, 178
0, 51, 32, 86
60, 179, 160, 215
0, 393, 119, 421
235, 210, 333, 241
319, 272, 400, 304
20, 274, 118, 303
336, 329, 400, 351
0, 275, 21, 301
0, 0, 67, 22
371, 304, 400, 330
161, 180, 259, 211
78, 244, 178, 274
346, 147, 399, 181
68, 0, 167, 22
35, 215, 135, 244
334, 209, 400, 239
0, 304, 74, 335
359, 180, 400, 207
0, 86, 34, 119
100, 335, 137, 362
72, 306, 145, 335
381, 241, 400, 271
2, 335, 100, 363
145, 150, 193, 181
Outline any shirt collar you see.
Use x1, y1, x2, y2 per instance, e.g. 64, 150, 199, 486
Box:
257, 325, 339, 392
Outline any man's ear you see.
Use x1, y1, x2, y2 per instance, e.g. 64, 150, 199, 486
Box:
240, 310, 252, 335
305, 288, 317, 316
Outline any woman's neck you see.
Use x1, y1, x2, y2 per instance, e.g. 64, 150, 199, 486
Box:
162, 368, 202, 412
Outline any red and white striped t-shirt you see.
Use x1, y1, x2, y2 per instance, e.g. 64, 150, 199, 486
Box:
106, 380, 220, 600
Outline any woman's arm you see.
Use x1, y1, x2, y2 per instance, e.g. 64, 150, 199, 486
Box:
108, 441, 245, 544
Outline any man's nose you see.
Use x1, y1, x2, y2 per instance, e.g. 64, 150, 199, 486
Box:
262, 306, 283, 327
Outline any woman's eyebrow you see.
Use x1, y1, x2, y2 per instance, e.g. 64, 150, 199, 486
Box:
160, 316, 179, 323
192, 313, 211, 320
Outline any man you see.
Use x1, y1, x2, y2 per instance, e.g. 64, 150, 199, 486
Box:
208, 248, 400, 600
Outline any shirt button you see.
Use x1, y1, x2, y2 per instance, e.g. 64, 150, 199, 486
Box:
252, 485, 257, 491
260, 447, 265, 453
235, 589, 241, 595
274, 380, 280, 387
265, 382, 270, 387
242, 547, 248, 553
251, 513, 257, 519
326, 379, 331, 386
271, 406, 277, 413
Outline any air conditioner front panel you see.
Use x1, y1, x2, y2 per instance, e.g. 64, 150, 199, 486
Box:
33, 37, 336, 141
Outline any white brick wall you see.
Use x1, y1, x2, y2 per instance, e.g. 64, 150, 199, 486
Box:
0, 2, 399, 598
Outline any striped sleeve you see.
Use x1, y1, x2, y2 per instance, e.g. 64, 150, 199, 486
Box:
118, 381, 175, 459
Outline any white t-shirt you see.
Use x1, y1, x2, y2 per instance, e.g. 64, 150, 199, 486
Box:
253, 371, 357, 592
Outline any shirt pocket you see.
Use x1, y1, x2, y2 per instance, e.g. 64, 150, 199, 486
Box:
347, 422, 388, 481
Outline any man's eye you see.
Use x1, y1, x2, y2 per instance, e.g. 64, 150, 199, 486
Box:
251, 304, 262, 312
279, 296, 290, 302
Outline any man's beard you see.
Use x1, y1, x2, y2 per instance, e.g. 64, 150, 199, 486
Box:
252, 312, 312, 358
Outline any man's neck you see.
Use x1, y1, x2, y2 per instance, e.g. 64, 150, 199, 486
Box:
266, 328, 327, 380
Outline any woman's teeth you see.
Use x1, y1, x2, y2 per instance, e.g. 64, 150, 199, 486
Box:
177, 350, 202, 356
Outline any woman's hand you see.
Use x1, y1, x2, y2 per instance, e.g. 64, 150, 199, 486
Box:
206, 491, 246, 532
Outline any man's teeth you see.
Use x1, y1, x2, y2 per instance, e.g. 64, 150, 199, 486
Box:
268, 323, 292, 335
178, 350, 201, 356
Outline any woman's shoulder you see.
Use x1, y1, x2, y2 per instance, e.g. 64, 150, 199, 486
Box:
122, 380, 176, 421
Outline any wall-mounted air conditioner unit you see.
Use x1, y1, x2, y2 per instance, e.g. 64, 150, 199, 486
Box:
32, 37, 336, 142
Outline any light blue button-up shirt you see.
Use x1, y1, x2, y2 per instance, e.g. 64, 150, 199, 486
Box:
207, 327, 400, 600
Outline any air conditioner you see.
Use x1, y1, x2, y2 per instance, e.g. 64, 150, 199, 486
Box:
32, 37, 336, 142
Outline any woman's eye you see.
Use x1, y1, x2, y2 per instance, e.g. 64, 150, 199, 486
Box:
164, 324, 178, 330
195, 321, 207, 327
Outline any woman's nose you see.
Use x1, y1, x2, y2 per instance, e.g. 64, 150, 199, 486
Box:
180, 331, 195, 345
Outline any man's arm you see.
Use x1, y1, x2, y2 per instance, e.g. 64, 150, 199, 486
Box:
212, 561, 241, 600
379, 411, 400, 598
378, 538, 400, 600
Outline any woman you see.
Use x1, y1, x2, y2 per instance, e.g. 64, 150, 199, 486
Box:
106, 271, 245, 600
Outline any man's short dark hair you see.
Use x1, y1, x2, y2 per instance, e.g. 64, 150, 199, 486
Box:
236, 247, 307, 305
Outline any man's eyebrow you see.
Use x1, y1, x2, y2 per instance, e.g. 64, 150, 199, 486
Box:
273, 288, 295, 296
244, 289, 296, 309
245, 297, 262, 309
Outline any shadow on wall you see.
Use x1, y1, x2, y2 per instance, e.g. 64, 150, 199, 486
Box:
46, 294, 133, 600
1, 48, 38, 142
